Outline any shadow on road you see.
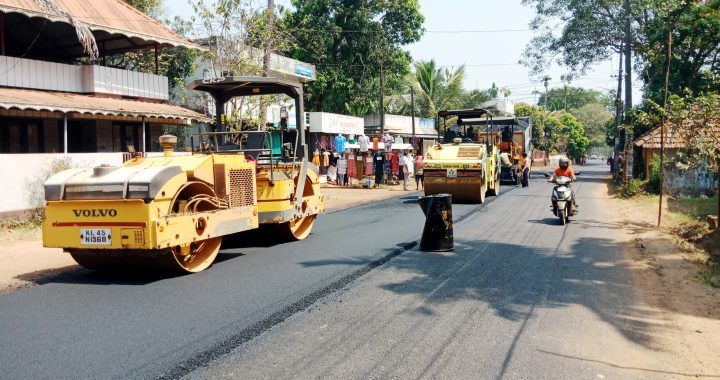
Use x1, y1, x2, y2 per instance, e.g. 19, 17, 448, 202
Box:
376, 237, 672, 352
29, 266, 183, 286
537, 349, 720, 378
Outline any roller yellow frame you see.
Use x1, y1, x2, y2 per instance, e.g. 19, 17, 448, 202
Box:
42, 77, 324, 273
423, 108, 501, 204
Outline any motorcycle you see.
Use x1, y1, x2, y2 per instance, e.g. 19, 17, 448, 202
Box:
549, 176, 576, 225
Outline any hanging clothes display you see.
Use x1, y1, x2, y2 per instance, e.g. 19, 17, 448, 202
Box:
347, 153, 357, 179
384, 152, 392, 182
319, 135, 330, 150
365, 154, 374, 176
391, 153, 399, 176
321, 150, 330, 174
374, 151, 385, 185
411, 136, 420, 151
356, 153, 365, 179
312, 151, 320, 168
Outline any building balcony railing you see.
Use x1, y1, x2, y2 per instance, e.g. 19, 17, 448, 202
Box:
0, 56, 169, 101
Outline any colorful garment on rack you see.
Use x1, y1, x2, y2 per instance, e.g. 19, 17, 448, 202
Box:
312, 151, 320, 167
391, 153, 399, 175
356, 154, 365, 179
365, 155, 374, 176
347, 154, 357, 178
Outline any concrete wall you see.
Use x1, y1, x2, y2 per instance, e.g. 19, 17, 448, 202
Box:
0, 153, 124, 217
664, 165, 718, 197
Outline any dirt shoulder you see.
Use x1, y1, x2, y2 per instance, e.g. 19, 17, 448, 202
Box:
0, 185, 416, 295
607, 186, 720, 375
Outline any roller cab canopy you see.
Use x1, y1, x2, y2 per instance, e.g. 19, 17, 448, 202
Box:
189, 76, 306, 135
438, 108, 493, 121
189, 76, 303, 100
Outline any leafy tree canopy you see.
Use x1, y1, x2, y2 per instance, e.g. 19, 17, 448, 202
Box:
283, 0, 424, 113
538, 86, 611, 111
521, 0, 720, 103
516, 102, 589, 160
570, 103, 614, 148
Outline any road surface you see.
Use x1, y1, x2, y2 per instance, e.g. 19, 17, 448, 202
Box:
0, 162, 698, 379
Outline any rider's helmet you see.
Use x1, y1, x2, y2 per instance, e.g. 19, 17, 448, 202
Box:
559, 157, 570, 170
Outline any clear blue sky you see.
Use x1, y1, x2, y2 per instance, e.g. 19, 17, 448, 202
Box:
164, 0, 639, 105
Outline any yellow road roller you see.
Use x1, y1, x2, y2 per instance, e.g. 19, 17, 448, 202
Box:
42, 77, 324, 273
423, 109, 500, 203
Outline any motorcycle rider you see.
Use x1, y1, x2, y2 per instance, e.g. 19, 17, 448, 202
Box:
549, 157, 578, 212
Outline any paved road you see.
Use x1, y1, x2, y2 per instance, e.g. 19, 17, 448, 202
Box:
0, 184, 507, 379
184, 162, 692, 379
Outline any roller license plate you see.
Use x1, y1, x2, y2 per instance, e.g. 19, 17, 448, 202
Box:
446, 169, 457, 178
80, 228, 112, 245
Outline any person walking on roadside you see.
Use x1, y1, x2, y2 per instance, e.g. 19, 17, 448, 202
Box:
519, 152, 530, 187
415, 154, 424, 191
400, 151, 412, 191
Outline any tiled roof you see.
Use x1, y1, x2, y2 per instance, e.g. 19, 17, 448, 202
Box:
0, 0, 199, 50
0, 87, 208, 124
634, 125, 688, 149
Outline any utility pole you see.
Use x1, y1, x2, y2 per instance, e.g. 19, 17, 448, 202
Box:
623, 0, 633, 181
263, 0, 275, 75
411, 86, 416, 140
379, 64, 385, 135
658, 29, 672, 227
613, 46, 623, 181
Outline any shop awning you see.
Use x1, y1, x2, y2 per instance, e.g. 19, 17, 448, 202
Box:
0, 87, 209, 124
345, 143, 414, 151
0, 0, 201, 57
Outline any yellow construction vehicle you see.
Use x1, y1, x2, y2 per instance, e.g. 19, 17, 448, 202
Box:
423, 109, 500, 203
42, 77, 324, 273
478, 116, 533, 184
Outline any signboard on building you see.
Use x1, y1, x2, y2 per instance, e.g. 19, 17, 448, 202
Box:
307, 112, 364, 135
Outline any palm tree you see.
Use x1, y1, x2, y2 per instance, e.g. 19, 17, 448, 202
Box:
406, 59, 465, 119
542, 75, 552, 109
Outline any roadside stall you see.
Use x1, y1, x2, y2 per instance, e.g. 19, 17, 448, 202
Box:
306, 112, 364, 175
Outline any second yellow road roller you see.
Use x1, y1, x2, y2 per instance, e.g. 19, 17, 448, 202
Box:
423, 109, 500, 203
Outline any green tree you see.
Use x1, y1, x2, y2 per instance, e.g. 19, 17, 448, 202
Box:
516, 102, 550, 150
461, 89, 493, 110
115, 0, 198, 94
516, 102, 589, 157
640, 1, 720, 102
123, 0, 161, 15
570, 103, 614, 147
406, 60, 465, 119
521, 0, 720, 104
538, 87, 610, 111
560, 112, 591, 162
283, 0, 424, 113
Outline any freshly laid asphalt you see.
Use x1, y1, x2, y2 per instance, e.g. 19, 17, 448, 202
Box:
0, 181, 501, 379
0, 162, 689, 379
184, 162, 690, 379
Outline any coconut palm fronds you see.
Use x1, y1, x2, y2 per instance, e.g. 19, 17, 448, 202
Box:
34, 0, 98, 59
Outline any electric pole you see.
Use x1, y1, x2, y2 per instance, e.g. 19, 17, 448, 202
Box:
263, 0, 275, 75
623, 0, 633, 180
379, 64, 385, 135
613, 46, 623, 181
411, 86, 416, 140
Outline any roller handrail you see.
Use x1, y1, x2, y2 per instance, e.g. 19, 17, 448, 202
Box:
190, 131, 275, 185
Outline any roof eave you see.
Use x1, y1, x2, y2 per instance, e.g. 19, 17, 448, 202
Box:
0, 5, 205, 51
